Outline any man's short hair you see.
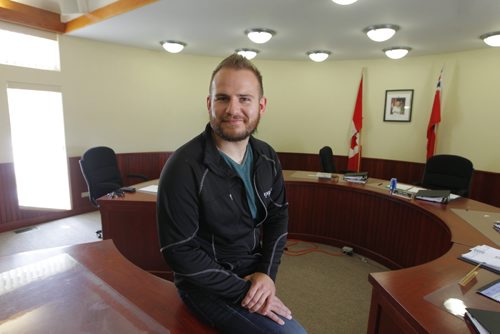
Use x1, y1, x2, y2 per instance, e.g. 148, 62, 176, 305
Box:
209, 54, 264, 97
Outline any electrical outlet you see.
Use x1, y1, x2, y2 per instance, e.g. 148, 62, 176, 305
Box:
342, 246, 354, 256
81, 191, 89, 198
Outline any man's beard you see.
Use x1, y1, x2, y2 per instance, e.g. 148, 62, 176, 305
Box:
210, 115, 260, 142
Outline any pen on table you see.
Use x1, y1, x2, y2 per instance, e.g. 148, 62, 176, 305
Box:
458, 262, 482, 286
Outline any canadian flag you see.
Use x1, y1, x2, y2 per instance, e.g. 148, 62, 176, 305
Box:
347, 76, 363, 172
426, 69, 442, 160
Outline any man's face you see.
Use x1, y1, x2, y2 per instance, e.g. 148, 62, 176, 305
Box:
207, 68, 266, 142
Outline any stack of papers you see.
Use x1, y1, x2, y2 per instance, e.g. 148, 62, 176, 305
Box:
316, 172, 333, 180
459, 245, 500, 274
415, 189, 451, 203
343, 172, 368, 184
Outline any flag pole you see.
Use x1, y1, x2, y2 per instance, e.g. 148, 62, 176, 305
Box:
357, 68, 365, 172
433, 67, 443, 156
347, 68, 364, 172
426, 66, 444, 160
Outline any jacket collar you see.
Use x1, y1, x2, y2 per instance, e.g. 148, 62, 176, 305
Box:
201, 123, 264, 176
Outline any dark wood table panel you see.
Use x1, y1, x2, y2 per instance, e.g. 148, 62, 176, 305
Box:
99, 184, 172, 280
285, 176, 451, 269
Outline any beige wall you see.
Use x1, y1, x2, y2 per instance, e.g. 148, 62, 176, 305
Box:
1, 35, 499, 172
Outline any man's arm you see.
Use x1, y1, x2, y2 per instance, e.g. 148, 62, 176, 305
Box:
255, 152, 289, 280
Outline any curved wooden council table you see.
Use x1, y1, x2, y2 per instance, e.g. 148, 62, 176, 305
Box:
0, 240, 217, 334
283, 170, 500, 334
98, 171, 500, 333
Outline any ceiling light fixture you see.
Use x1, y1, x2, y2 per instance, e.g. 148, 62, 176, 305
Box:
245, 28, 276, 44
363, 24, 400, 42
383, 47, 411, 59
331, 0, 358, 5
236, 48, 260, 60
306, 50, 331, 62
480, 31, 500, 47
159, 40, 186, 53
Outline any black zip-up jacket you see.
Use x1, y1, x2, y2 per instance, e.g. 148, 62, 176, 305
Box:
157, 124, 288, 303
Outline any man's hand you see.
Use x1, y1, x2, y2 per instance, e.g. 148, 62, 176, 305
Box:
242, 272, 275, 313
257, 295, 292, 325
242, 273, 293, 325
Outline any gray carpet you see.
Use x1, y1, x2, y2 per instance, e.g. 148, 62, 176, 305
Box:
276, 240, 388, 334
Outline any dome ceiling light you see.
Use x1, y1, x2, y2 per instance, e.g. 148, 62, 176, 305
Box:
236, 48, 260, 60
363, 24, 400, 42
331, 0, 358, 5
245, 28, 276, 44
306, 50, 331, 62
480, 31, 500, 47
383, 47, 412, 59
160, 40, 186, 53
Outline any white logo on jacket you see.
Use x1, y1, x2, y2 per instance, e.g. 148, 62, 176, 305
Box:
263, 189, 272, 198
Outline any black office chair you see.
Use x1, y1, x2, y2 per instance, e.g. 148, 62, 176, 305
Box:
420, 154, 474, 197
319, 146, 336, 173
79, 146, 148, 237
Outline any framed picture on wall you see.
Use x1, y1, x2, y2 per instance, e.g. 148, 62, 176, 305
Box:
383, 89, 414, 122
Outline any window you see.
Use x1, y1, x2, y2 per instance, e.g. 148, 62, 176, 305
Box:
0, 23, 60, 71
7, 85, 71, 210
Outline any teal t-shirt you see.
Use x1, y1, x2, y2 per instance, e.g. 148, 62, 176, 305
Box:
219, 145, 257, 219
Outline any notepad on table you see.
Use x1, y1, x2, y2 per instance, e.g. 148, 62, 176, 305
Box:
343, 172, 368, 184
464, 308, 500, 334
415, 189, 451, 203
459, 244, 500, 274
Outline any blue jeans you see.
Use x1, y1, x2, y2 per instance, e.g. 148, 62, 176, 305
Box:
179, 289, 307, 334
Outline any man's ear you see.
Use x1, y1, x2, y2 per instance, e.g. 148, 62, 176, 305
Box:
259, 96, 268, 116
206, 95, 212, 115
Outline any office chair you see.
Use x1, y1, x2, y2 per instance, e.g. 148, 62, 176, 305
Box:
319, 146, 336, 173
420, 154, 474, 197
319, 146, 354, 174
79, 146, 148, 238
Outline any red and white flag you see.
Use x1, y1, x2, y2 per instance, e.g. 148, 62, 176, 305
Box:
347, 76, 363, 172
426, 69, 443, 160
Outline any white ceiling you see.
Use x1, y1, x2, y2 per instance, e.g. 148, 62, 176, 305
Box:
11, 0, 500, 61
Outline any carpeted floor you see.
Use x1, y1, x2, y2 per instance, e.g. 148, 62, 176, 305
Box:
276, 240, 388, 334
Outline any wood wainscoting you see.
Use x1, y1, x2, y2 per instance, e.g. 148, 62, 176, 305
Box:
0, 151, 498, 233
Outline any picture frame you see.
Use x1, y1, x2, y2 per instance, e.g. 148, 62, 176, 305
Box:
383, 89, 414, 122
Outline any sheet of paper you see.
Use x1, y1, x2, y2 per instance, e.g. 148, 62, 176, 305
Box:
138, 185, 158, 193
478, 279, 500, 303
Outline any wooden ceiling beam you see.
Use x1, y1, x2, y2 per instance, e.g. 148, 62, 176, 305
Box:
65, 0, 158, 33
0, 0, 65, 33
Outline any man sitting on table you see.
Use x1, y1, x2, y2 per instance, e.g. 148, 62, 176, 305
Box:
156, 54, 307, 334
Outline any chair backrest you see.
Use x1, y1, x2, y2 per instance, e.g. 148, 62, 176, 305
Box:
79, 146, 123, 206
421, 154, 474, 197
319, 146, 336, 173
